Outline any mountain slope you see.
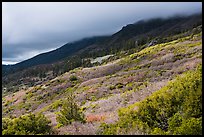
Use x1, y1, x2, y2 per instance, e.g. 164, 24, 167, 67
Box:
100, 64, 202, 135
2, 14, 202, 94
3, 14, 202, 76
2, 36, 108, 76
2, 31, 202, 135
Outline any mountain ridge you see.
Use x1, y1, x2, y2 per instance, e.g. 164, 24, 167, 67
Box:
2, 13, 202, 94
3, 13, 202, 75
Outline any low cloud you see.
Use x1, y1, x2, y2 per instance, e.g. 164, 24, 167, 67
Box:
2, 2, 202, 64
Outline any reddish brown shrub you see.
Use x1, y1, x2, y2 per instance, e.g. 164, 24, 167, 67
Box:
86, 114, 105, 123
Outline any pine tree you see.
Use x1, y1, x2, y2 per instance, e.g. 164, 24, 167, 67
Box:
56, 91, 85, 126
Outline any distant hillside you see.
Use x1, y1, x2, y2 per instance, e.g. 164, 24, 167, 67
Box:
2, 36, 109, 76
3, 14, 202, 76
2, 13, 202, 93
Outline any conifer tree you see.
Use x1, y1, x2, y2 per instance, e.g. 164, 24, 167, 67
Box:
56, 91, 85, 125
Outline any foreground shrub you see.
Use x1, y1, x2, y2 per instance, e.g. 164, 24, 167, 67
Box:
99, 64, 202, 135
2, 113, 52, 135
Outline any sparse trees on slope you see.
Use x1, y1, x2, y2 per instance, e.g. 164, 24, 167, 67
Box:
56, 91, 85, 126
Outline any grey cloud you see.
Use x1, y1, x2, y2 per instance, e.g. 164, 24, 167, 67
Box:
2, 2, 202, 64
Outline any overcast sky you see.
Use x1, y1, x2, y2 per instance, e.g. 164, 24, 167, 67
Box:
2, 2, 202, 65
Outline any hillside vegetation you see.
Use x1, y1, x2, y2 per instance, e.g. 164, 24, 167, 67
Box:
2, 14, 202, 94
99, 64, 202, 135
2, 28, 202, 135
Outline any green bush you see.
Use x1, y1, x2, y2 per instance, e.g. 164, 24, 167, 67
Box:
50, 99, 63, 111
168, 114, 202, 135
99, 64, 202, 135
109, 85, 116, 90
172, 117, 202, 135
69, 75, 78, 81
116, 83, 123, 89
56, 92, 85, 126
2, 113, 52, 135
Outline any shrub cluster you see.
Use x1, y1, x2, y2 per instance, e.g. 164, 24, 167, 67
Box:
2, 113, 52, 135
99, 64, 202, 135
